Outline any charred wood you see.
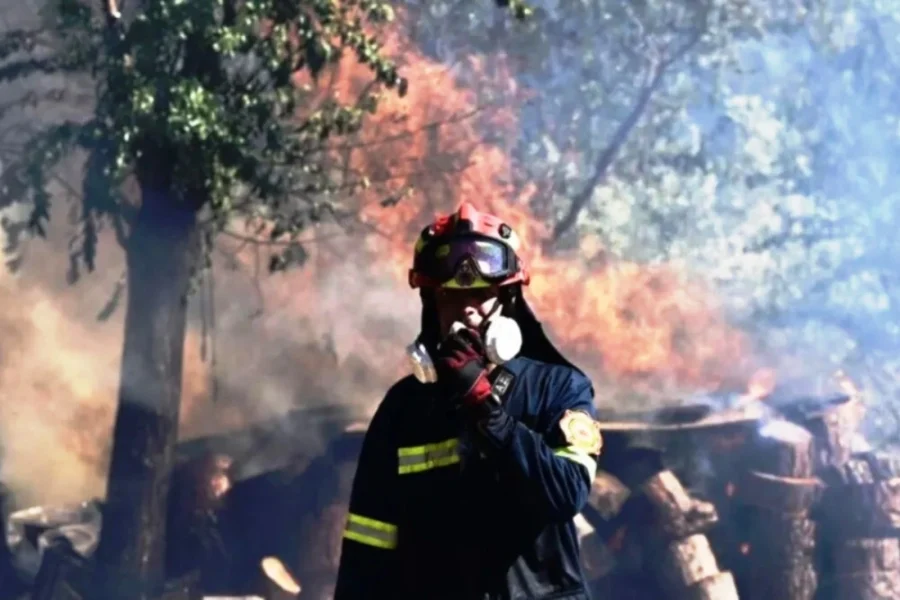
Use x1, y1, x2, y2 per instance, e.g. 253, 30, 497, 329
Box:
586, 471, 631, 523
739, 509, 816, 566
637, 470, 718, 539
734, 471, 822, 513
681, 571, 738, 600
622, 468, 738, 599
747, 421, 815, 478
778, 394, 865, 471
732, 418, 820, 600
831, 538, 900, 573
816, 452, 900, 600
818, 452, 900, 537
821, 570, 900, 600
656, 534, 720, 587
737, 559, 817, 600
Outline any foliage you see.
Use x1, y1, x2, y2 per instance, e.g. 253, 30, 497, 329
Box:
0, 0, 527, 282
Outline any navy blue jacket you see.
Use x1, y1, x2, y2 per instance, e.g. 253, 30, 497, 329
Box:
334, 356, 598, 600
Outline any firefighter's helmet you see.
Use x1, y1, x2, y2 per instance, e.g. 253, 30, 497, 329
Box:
409, 202, 530, 290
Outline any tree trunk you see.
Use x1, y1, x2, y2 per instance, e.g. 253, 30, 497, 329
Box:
94, 186, 199, 598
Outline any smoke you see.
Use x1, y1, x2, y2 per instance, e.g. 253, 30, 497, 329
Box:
0, 201, 122, 508
185, 233, 418, 437
0, 196, 419, 508
6, 0, 900, 510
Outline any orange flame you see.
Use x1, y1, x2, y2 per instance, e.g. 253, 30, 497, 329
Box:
736, 368, 777, 405
835, 369, 860, 399
275, 13, 757, 398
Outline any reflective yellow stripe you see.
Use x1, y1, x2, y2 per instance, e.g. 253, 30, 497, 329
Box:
397, 437, 459, 457
344, 513, 398, 549
397, 438, 461, 474
554, 447, 598, 480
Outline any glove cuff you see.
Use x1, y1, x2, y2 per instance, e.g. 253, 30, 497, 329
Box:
460, 363, 493, 406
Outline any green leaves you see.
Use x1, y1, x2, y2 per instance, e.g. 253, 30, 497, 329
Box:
2, 0, 537, 287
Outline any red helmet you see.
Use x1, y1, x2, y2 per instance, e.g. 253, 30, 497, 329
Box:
409, 202, 530, 289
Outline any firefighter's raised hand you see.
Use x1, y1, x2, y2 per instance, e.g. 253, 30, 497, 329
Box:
434, 325, 493, 405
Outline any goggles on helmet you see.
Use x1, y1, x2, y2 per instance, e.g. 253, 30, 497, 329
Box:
413, 236, 519, 288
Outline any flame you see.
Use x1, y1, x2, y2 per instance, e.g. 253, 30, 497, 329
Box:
276, 11, 756, 397
744, 368, 777, 401
0, 9, 768, 506
740, 543, 750, 555
835, 369, 860, 399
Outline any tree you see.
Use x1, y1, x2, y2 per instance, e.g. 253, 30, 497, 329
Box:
0, 0, 527, 595
1, 0, 405, 594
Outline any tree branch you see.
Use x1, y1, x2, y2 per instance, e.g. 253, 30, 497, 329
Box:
549, 63, 665, 244
550, 13, 707, 244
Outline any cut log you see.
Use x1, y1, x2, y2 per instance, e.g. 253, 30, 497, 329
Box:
734, 470, 822, 513
816, 453, 900, 600
747, 419, 814, 478
740, 509, 816, 564
681, 571, 739, 600
819, 478, 900, 536
643, 470, 693, 514
739, 560, 818, 600
656, 534, 720, 588
729, 419, 822, 600
588, 471, 631, 520
832, 538, 900, 574
635, 470, 718, 539
827, 570, 900, 600
793, 394, 866, 471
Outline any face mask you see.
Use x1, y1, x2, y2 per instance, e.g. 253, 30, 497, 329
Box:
405, 303, 523, 384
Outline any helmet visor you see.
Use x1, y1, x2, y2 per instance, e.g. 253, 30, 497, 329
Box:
422, 238, 513, 284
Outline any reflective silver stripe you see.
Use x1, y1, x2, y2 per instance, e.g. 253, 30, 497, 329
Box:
554, 447, 598, 479
343, 513, 398, 549
397, 438, 461, 474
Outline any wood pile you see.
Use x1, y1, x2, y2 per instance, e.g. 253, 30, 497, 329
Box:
7, 394, 900, 600
635, 470, 738, 599
582, 392, 900, 600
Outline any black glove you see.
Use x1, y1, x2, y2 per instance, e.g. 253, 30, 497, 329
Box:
434, 327, 493, 406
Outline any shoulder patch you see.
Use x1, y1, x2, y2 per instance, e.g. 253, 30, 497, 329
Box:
559, 409, 603, 455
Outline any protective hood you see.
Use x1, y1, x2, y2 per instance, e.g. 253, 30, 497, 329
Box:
418, 286, 584, 375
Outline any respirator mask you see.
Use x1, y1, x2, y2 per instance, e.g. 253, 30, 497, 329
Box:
406, 300, 523, 385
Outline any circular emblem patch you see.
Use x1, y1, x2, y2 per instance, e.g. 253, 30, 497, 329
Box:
559, 410, 603, 455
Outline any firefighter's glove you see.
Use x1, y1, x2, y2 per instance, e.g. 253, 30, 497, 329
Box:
435, 327, 493, 406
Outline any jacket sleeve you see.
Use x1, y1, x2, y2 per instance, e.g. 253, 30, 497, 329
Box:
333, 393, 400, 599
470, 370, 599, 522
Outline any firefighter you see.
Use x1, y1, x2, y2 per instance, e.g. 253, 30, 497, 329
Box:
334, 203, 602, 600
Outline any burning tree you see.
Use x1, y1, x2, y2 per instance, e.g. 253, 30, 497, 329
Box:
0, 0, 527, 596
